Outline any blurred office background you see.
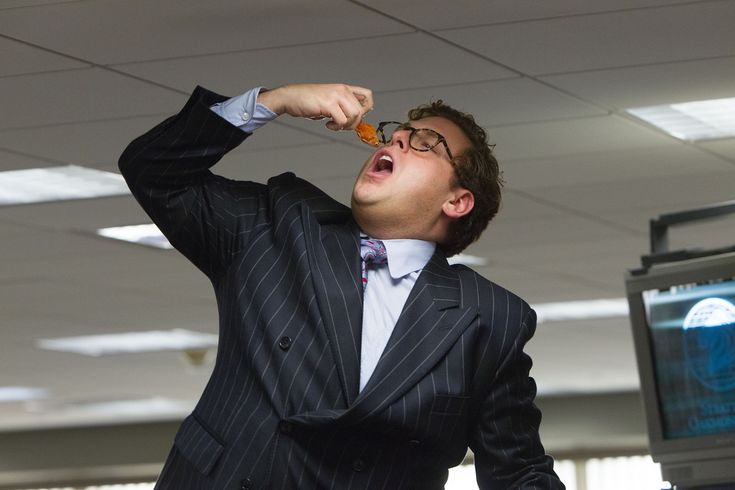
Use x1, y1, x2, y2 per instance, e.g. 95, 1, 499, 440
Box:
1, 1, 735, 488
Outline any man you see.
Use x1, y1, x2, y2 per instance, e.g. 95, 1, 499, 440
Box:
119, 83, 564, 489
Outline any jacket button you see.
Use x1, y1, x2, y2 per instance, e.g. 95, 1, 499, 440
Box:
240, 478, 253, 489
278, 336, 292, 351
352, 458, 365, 472
279, 421, 293, 434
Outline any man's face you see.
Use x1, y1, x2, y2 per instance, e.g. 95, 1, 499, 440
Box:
351, 116, 472, 237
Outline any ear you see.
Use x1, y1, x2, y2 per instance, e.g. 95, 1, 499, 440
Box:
442, 188, 474, 219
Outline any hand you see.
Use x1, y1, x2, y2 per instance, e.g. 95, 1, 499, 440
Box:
257, 83, 373, 131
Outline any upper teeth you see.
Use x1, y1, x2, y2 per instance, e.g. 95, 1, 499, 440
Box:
380, 155, 393, 163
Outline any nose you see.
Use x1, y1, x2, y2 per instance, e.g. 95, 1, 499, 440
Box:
389, 128, 410, 152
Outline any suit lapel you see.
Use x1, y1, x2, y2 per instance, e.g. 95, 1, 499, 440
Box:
301, 205, 363, 406
344, 250, 477, 423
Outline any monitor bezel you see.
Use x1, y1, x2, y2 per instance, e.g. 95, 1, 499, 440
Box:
626, 251, 735, 464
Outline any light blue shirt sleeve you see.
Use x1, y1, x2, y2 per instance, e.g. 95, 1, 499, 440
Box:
210, 86, 278, 133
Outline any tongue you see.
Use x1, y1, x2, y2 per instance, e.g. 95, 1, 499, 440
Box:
376, 160, 393, 174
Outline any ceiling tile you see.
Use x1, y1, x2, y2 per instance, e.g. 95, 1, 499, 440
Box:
528, 318, 639, 395
541, 56, 735, 109
480, 213, 628, 250
494, 190, 567, 221
480, 227, 648, 264
698, 138, 735, 162
0, 148, 60, 170
114, 32, 513, 95
0, 272, 213, 330
0, 0, 412, 65
470, 261, 620, 303
502, 145, 735, 190
0, 68, 186, 131
0, 115, 328, 170
361, 0, 705, 30
438, 1, 735, 75
467, 213, 644, 298
525, 246, 647, 292
0, 0, 74, 8
0, 36, 87, 77
530, 169, 735, 214
490, 115, 674, 161
367, 77, 605, 127
0, 115, 169, 169
472, 232, 649, 299
0, 195, 142, 231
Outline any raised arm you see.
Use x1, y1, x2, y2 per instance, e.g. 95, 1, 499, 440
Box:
118, 84, 372, 278
258, 83, 373, 130
118, 86, 263, 278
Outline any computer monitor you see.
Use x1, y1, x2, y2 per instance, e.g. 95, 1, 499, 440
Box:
626, 251, 735, 488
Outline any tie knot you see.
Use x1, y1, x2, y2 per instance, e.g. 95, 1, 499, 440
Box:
361, 238, 387, 266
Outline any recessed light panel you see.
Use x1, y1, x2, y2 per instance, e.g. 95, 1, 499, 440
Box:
97, 223, 173, 249
0, 386, 48, 403
534, 298, 629, 324
60, 397, 192, 417
447, 254, 488, 266
0, 165, 130, 205
38, 329, 218, 356
628, 97, 735, 141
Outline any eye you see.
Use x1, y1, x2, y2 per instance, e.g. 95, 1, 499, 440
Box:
413, 130, 435, 150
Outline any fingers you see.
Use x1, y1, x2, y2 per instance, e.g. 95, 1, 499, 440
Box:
323, 84, 373, 131
350, 85, 374, 115
265, 83, 373, 130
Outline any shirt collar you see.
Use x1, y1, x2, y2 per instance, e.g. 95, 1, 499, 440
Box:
380, 238, 436, 279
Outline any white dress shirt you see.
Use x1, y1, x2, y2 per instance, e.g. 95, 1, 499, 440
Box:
360, 238, 436, 392
211, 88, 437, 392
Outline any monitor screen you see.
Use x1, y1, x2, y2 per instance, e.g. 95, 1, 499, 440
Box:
644, 278, 735, 440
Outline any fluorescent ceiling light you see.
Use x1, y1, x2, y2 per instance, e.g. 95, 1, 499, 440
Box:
533, 298, 629, 324
0, 165, 130, 205
27, 396, 193, 417
37, 329, 218, 356
0, 386, 48, 403
627, 97, 735, 141
97, 223, 173, 249
59, 397, 192, 417
447, 254, 488, 266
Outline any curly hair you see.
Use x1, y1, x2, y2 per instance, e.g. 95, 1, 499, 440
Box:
407, 101, 503, 257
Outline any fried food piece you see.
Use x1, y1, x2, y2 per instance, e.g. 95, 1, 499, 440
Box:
356, 121, 380, 147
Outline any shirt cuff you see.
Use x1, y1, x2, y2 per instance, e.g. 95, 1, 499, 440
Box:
210, 86, 278, 133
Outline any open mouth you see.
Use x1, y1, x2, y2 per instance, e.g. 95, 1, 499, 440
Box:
370, 153, 394, 176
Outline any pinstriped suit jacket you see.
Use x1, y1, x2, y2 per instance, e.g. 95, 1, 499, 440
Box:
119, 87, 564, 490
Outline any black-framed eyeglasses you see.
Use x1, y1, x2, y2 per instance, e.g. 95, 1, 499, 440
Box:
376, 121, 454, 162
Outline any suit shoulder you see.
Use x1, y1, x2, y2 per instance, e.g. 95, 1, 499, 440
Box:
266, 172, 351, 220
451, 264, 532, 316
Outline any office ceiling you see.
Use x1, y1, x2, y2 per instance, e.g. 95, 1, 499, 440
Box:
1, 0, 734, 431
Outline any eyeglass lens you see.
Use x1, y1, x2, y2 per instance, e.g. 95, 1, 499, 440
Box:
380, 123, 441, 150
378, 122, 453, 161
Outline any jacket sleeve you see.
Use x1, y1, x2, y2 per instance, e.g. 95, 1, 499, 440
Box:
118, 86, 269, 279
470, 308, 566, 489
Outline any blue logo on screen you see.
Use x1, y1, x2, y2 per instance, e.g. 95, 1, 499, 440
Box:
683, 298, 735, 392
